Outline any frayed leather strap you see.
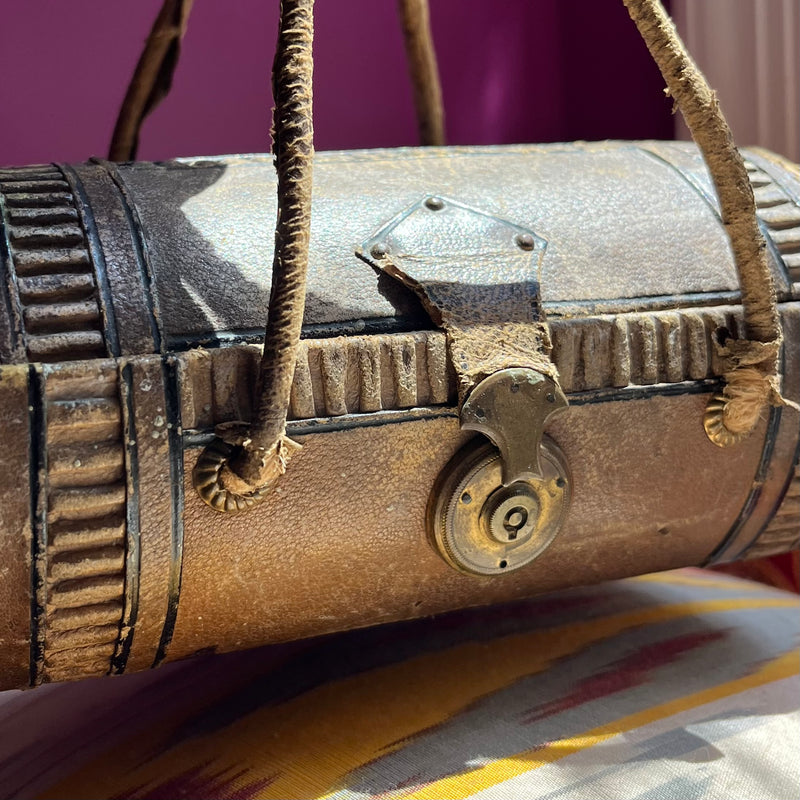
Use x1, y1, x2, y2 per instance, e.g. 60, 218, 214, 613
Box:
623, 0, 792, 439
233, 0, 315, 489
397, 0, 445, 146
195, 0, 315, 509
109, 0, 195, 162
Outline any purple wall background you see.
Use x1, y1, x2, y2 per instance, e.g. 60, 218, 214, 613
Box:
0, 1, 673, 166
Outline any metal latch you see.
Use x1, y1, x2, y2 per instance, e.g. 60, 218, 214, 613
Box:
428, 368, 570, 576
359, 194, 570, 576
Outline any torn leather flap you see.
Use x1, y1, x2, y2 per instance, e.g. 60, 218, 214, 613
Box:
358, 195, 558, 402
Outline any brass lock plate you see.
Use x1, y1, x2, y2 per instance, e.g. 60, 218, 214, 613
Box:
428, 436, 571, 576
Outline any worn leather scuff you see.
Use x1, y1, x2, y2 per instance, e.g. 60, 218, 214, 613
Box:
361, 199, 558, 402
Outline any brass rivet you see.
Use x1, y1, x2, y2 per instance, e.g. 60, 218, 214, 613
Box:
515, 233, 535, 251
370, 242, 389, 259
425, 196, 444, 211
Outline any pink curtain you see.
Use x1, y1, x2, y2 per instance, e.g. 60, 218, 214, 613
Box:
673, 0, 799, 162
0, 1, 673, 165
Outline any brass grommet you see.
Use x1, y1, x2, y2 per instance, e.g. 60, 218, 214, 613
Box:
193, 438, 270, 514
703, 391, 749, 448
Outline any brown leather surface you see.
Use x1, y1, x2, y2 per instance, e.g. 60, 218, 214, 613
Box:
120, 356, 174, 672
1, 144, 799, 688
115, 142, 778, 344
0, 365, 32, 687
169, 392, 769, 662
707, 305, 800, 562
70, 164, 158, 356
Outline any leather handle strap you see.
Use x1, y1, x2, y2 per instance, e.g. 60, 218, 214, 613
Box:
397, 0, 446, 146
194, 0, 316, 510
622, 0, 794, 442
232, 0, 315, 488
108, 0, 195, 162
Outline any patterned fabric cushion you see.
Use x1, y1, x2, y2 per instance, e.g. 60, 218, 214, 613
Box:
0, 568, 797, 799
715, 552, 800, 594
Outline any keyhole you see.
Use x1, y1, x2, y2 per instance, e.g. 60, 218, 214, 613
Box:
503, 506, 528, 540
486, 488, 541, 547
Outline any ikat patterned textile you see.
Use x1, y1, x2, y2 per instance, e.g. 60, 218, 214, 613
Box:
0, 568, 797, 799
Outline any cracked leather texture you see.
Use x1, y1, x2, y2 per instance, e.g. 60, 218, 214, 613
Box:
115, 141, 749, 344
0, 366, 32, 687
169, 393, 771, 661
0, 143, 798, 687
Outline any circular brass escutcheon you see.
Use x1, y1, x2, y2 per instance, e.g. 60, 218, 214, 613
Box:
427, 437, 571, 576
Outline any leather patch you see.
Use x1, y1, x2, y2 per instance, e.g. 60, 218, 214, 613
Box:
359, 195, 557, 400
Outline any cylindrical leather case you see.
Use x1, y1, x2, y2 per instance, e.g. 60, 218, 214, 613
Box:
1, 140, 798, 688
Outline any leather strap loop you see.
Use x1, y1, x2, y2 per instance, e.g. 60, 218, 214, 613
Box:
622, 0, 794, 440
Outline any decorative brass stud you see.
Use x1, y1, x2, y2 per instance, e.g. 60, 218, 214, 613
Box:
193, 437, 270, 513
703, 391, 749, 448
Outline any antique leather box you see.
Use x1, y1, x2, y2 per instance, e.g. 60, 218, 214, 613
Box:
0, 140, 798, 687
